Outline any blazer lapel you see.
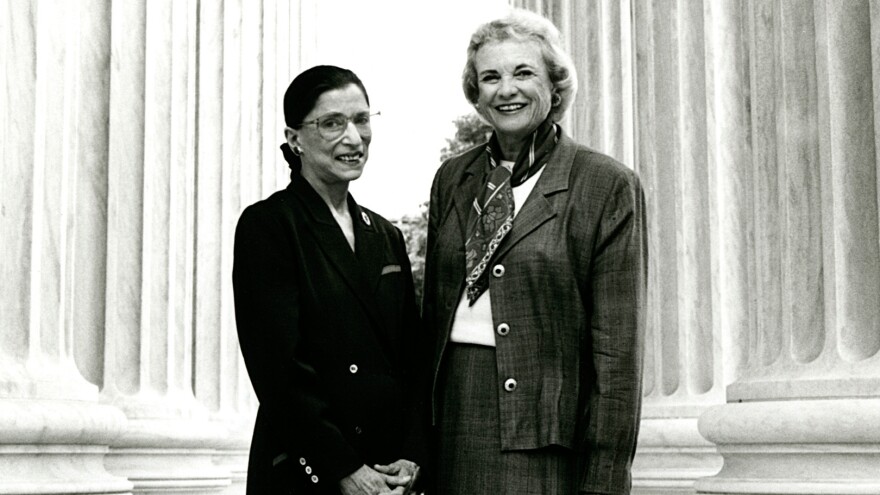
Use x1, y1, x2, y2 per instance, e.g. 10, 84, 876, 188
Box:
287, 178, 385, 332
451, 151, 488, 240
351, 201, 385, 292
493, 134, 576, 262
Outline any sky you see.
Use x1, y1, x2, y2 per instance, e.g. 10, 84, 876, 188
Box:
308, 0, 510, 219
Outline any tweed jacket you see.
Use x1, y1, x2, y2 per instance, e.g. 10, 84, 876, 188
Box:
233, 171, 426, 494
422, 134, 647, 494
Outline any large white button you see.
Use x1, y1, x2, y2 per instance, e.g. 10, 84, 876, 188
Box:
305, 466, 312, 474
299, 457, 307, 466
492, 264, 505, 277
349, 364, 358, 374
355, 426, 363, 435
504, 378, 517, 392
496, 323, 510, 336
311, 475, 319, 483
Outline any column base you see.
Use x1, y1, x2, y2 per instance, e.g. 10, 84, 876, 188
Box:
0, 398, 132, 494
105, 416, 233, 494
696, 398, 880, 494
105, 449, 231, 495
213, 451, 249, 495
211, 414, 253, 495
0, 445, 133, 495
633, 417, 723, 494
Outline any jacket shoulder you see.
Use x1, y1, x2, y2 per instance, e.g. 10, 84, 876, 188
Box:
569, 142, 642, 191
237, 188, 293, 226
434, 142, 485, 183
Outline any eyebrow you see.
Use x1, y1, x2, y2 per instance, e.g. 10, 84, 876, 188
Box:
478, 63, 537, 75
317, 111, 370, 118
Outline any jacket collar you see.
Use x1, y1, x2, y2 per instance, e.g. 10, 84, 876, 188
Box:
489, 133, 576, 261
450, 133, 577, 250
286, 173, 389, 344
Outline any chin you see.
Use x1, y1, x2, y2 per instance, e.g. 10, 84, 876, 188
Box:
342, 169, 364, 182
491, 117, 533, 136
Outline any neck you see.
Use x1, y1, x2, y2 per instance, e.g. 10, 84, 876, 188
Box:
495, 132, 531, 161
301, 170, 349, 214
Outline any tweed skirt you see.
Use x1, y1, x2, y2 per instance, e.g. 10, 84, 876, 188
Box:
436, 343, 581, 495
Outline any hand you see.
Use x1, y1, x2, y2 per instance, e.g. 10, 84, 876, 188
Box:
373, 459, 419, 493
339, 464, 409, 495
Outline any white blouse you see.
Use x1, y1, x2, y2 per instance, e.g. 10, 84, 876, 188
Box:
449, 161, 544, 347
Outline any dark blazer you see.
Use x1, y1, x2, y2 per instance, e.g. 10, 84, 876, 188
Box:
422, 134, 647, 494
233, 171, 426, 494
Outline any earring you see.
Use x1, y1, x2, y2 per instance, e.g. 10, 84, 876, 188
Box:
552, 93, 562, 106
292, 145, 304, 156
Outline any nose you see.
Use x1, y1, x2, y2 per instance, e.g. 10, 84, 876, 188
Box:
498, 75, 519, 98
340, 119, 363, 143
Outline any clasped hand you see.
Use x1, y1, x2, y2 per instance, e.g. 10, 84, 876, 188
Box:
339, 459, 420, 495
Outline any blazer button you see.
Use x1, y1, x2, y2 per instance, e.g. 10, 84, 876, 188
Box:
349, 364, 358, 374
311, 475, 319, 483
299, 457, 307, 466
305, 466, 312, 474
504, 378, 517, 392
492, 264, 505, 278
496, 323, 510, 336
355, 426, 363, 435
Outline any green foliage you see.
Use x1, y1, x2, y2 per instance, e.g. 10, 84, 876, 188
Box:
396, 202, 429, 307
439, 113, 493, 162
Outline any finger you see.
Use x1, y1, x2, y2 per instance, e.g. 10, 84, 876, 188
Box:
388, 487, 406, 495
378, 473, 411, 487
373, 464, 398, 475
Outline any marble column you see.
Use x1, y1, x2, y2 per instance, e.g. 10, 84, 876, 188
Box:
512, 0, 728, 492
100, 0, 231, 492
2, 0, 314, 492
697, 1, 880, 492
194, 1, 311, 493
0, 0, 131, 493
631, 0, 731, 491
193, 0, 269, 492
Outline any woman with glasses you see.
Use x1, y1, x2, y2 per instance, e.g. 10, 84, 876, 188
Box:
422, 9, 647, 494
233, 65, 425, 495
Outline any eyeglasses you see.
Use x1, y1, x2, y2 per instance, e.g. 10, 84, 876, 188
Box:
295, 111, 380, 140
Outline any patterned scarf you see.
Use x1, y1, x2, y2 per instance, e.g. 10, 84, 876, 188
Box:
464, 118, 560, 305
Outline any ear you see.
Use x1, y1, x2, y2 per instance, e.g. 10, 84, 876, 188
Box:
284, 126, 299, 148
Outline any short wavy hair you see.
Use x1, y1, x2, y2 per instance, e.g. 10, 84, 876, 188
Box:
462, 8, 578, 122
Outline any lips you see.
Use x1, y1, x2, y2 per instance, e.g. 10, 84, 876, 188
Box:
496, 103, 527, 112
336, 152, 363, 163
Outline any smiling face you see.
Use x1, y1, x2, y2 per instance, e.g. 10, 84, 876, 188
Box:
475, 39, 554, 149
285, 83, 371, 189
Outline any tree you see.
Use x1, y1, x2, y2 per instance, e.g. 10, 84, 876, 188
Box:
439, 113, 493, 162
401, 112, 491, 308
395, 203, 428, 306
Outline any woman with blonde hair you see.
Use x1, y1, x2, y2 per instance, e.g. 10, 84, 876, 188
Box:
423, 9, 646, 494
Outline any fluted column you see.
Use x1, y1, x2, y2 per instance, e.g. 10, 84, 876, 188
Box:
100, 1, 229, 492
696, 1, 880, 493
193, 2, 309, 494
192, 0, 261, 492
0, 1, 130, 493
512, 0, 729, 492
630, 0, 728, 492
